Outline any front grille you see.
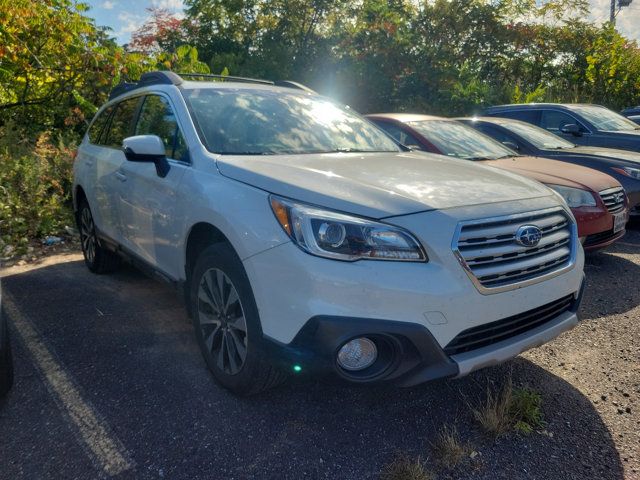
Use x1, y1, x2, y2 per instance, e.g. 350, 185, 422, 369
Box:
584, 228, 620, 247
453, 208, 574, 291
444, 294, 575, 355
599, 187, 626, 213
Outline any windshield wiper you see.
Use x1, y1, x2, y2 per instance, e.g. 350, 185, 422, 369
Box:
329, 148, 396, 153
218, 151, 278, 155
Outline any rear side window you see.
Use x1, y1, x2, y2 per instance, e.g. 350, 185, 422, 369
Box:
103, 97, 140, 148
490, 109, 540, 125
135, 95, 189, 162
87, 106, 113, 144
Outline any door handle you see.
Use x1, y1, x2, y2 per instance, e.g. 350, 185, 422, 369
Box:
115, 171, 127, 182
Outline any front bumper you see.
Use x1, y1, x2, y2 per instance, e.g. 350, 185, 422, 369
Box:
243, 198, 586, 386
572, 205, 627, 251
263, 277, 584, 386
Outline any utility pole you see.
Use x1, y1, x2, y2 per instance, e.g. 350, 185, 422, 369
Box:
611, 0, 634, 25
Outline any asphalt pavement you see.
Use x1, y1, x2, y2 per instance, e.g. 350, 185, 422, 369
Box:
0, 230, 638, 479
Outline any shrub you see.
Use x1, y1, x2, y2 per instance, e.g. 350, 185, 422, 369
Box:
0, 125, 76, 254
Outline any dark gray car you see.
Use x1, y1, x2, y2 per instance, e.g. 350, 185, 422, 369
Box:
0, 290, 13, 398
484, 103, 640, 152
622, 106, 640, 118
460, 116, 640, 217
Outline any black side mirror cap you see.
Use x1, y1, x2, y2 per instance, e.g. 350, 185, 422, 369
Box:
560, 123, 582, 137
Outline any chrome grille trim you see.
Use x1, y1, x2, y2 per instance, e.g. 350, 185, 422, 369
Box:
599, 187, 626, 214
452, 207, 577, 295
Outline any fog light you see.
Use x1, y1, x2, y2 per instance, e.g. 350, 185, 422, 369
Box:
337, 337, 377, 371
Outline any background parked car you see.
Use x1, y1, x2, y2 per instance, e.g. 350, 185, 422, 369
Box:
459, 116, 640, 218
0, 287, 13, 399
483, 104, 640, 152
622, 106, 640, 117
368, 113, 628, 250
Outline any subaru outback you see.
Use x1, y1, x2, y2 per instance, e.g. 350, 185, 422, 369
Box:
73, 71, 585, 395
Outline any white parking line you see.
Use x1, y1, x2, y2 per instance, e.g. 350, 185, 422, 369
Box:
3, 294, 134, 477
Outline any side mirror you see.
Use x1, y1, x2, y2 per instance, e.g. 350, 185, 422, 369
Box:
502, 141, 520, 151
122, 135, 170, 178
560, 123, 582, 137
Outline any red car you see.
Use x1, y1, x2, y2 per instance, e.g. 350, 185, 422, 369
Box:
368, 113, 628, 251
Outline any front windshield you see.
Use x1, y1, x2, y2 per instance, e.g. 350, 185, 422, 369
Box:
182, 88, 400, 155
407, 120, 516, 160
570, 105, 640, 132
498, 120, 575, 149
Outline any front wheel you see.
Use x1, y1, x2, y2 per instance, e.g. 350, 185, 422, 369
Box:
78, 200, 120, 274
190, 243, 285, 395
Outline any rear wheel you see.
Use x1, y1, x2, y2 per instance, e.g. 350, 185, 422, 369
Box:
190, 243, 286, 395
0, 315, 13, 398
78, 200, 120, 273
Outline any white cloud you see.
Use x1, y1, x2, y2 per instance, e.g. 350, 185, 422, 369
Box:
589, 0, 640, 41
101, 0, 115, 9
151, 0, 184, 10
116, 11, 145, 38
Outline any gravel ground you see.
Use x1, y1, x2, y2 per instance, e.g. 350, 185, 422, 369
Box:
0, 229, 638, 480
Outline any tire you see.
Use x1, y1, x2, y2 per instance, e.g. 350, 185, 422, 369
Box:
0, 314, 13, 398
77, 200, 120, 274
190, 243, 286, 395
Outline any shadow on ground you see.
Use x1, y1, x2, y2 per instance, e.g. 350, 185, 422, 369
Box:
0, 256, 626, 480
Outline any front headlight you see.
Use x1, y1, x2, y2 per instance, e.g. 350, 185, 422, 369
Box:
547, 185, 597, 208
269, 196, 427, 262
612, 166, 640, 180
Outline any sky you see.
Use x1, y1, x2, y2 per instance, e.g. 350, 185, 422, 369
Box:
84, 0, 640, 45
84, 0, 185, 44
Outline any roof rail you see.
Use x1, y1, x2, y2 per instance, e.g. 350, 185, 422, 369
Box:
274, 80, 317, 94
109, 71, 183, 100
178, 73, 274, 85
108, 70, 316, 100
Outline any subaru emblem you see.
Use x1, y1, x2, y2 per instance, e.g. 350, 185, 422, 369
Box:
515, 225, 542, 247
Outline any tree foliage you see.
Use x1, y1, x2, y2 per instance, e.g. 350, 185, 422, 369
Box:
2, 0, 640, 250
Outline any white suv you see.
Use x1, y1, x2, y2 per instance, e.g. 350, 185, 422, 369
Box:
73, 71, 585, 395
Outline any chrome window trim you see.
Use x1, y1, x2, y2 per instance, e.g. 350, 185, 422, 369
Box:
451, 206, 578, 295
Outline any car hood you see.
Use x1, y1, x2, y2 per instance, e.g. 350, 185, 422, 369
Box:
215, 151, 553, 218
562, 146, 640, 164
599, 130, 640, 137
483, 156, 620, 192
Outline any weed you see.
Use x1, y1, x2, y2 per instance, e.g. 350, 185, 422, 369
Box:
473, 377, 544, 436
379, 454, 435, 480
510, 387, 543, 433
431, 425, 471, 469
473, 377, 513, 436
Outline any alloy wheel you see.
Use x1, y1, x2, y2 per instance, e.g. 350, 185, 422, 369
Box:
197, 268, 248, 375
80, 207, 96, 264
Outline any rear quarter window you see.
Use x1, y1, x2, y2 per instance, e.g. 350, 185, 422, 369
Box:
87, 106, 113, 145
103, 97, 140, 148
